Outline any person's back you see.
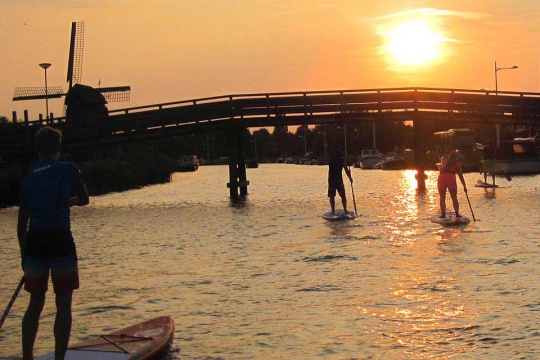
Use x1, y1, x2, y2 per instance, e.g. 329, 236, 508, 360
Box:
24, 160, 81, 230
483, 143, 495, 160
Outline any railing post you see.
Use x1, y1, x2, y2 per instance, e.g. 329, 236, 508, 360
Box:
229, 96, 234, 121
413, 89, 426, 193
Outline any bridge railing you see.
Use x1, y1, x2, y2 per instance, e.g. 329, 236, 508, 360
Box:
2, 87, 540, 155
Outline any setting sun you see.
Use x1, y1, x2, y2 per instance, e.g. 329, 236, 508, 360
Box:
381, 19, 446, 67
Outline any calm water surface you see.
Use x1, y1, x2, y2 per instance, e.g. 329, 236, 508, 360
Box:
0, 164, 539, 359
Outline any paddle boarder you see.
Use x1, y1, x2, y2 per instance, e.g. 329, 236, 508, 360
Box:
327, 149, 353, 215
437, 149, 467, 218
481, 140, 496, 186
17, 126, 89, 360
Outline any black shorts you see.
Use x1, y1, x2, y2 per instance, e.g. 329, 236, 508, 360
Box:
24, 229, 77, 258
328, 181, 346, 198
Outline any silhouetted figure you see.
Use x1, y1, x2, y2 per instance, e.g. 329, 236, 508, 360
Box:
327, 149, 353, 214
18, 126, 89, 359
482, 140, 496, 186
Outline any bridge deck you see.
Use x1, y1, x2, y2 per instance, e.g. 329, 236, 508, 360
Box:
2, 87, 540, 156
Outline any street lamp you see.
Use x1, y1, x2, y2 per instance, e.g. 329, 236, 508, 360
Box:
39, 63, 52, 119
494, 61, 518, 146
495, 61, 518, 93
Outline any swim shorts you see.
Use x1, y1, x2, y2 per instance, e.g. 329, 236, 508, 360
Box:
23, 229, 79, 294
23, 255, 79, 294
482, 159, 494, 173
437, 173, 457, 191
328, 181, 346, 198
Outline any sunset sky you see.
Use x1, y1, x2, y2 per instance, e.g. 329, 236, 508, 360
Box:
1, 0, 540, 120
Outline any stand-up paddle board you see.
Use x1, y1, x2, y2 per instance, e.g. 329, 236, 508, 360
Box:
431, 212, 470, 226
322, 209, 356, 221
474, 180, 499, 188
36, 315, 174, 360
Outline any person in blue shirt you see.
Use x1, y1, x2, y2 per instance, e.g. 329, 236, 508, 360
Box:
17, 126, 89, 360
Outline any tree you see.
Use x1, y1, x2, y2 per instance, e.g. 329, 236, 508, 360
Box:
0, 116, 9, 125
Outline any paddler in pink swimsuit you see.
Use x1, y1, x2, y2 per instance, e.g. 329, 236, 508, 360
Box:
437, 149, 467, 218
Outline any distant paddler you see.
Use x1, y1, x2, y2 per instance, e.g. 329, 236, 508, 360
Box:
481, 140, 496, 186
327, 149, 353, 215
437, 149, 467, 219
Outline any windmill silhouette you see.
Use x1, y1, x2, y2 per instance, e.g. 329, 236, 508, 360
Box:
13, 21, 131, 121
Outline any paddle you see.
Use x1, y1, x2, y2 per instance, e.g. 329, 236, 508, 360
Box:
347, 166, 357, 215
0, 277, 24, 330
495, 166, 512, 182
464, 191, 476, 222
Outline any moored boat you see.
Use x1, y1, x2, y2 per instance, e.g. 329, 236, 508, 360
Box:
177, 155, 199, 172
375, 155, 405, 170
494, 139, 540, 175
246, 159, 259, 168
355, 149, 382, 169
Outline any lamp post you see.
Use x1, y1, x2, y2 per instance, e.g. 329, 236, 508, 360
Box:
39, 63, 52, 120
494, 61, 518, 146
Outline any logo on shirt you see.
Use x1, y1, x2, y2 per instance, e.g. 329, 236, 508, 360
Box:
33, 165, 52, 173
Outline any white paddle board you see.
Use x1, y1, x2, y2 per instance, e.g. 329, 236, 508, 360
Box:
36, 316, 174, 360
431, 212, 470, 226
322, 209, 356, 221
474, 180, 498, 188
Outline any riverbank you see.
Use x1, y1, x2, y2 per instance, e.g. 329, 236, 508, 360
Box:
0, 151, 176, 207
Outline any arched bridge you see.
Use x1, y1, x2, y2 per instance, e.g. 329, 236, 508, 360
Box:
2, 87, 540, 197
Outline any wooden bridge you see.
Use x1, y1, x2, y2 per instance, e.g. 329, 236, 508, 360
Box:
2, 87, 540, 197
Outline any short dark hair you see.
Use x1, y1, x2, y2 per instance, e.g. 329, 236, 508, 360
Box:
36, 126, 62, 154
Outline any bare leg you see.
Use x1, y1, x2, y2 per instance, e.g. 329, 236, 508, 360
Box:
341, 195, 348, 213
449, 188, 460, 216
22, 293, 46, 360
54, 292, 73, 360
438, 187, 447, 217
329, 196, 336, 214
491, 173, 496, 186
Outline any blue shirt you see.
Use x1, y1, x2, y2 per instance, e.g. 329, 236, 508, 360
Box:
22, 160, 85, 230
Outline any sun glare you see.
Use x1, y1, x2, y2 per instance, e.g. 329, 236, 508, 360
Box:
381, 19, 445, 67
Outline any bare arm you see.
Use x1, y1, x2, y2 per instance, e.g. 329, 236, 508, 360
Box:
457, 172, 467, 193
17, 195, 29, 258
70, 169, 90, 207
344, 164, 353, 183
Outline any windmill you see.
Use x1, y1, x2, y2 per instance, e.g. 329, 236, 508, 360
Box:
13, 21, 131, 121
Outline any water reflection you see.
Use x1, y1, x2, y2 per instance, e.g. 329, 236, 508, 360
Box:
0, 166, 538, 359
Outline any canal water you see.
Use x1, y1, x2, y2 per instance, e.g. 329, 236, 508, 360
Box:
0, 165, 538, 359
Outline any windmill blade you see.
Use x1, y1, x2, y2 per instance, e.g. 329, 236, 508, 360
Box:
13, 86, 65, 101
66, 21, 85, 88
98, 86, 131, 102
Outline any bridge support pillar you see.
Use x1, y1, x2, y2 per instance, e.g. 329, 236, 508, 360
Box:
227, 128, 249, 199
414, 117, 427, 193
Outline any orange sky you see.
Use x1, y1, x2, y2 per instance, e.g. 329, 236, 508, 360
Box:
1, 0, 539, 120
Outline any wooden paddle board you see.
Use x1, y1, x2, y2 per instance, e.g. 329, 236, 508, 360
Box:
36, 315, 174, 360
474, 180, 499, 188
431, 212, 470, 226
322, 209, 356, 221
